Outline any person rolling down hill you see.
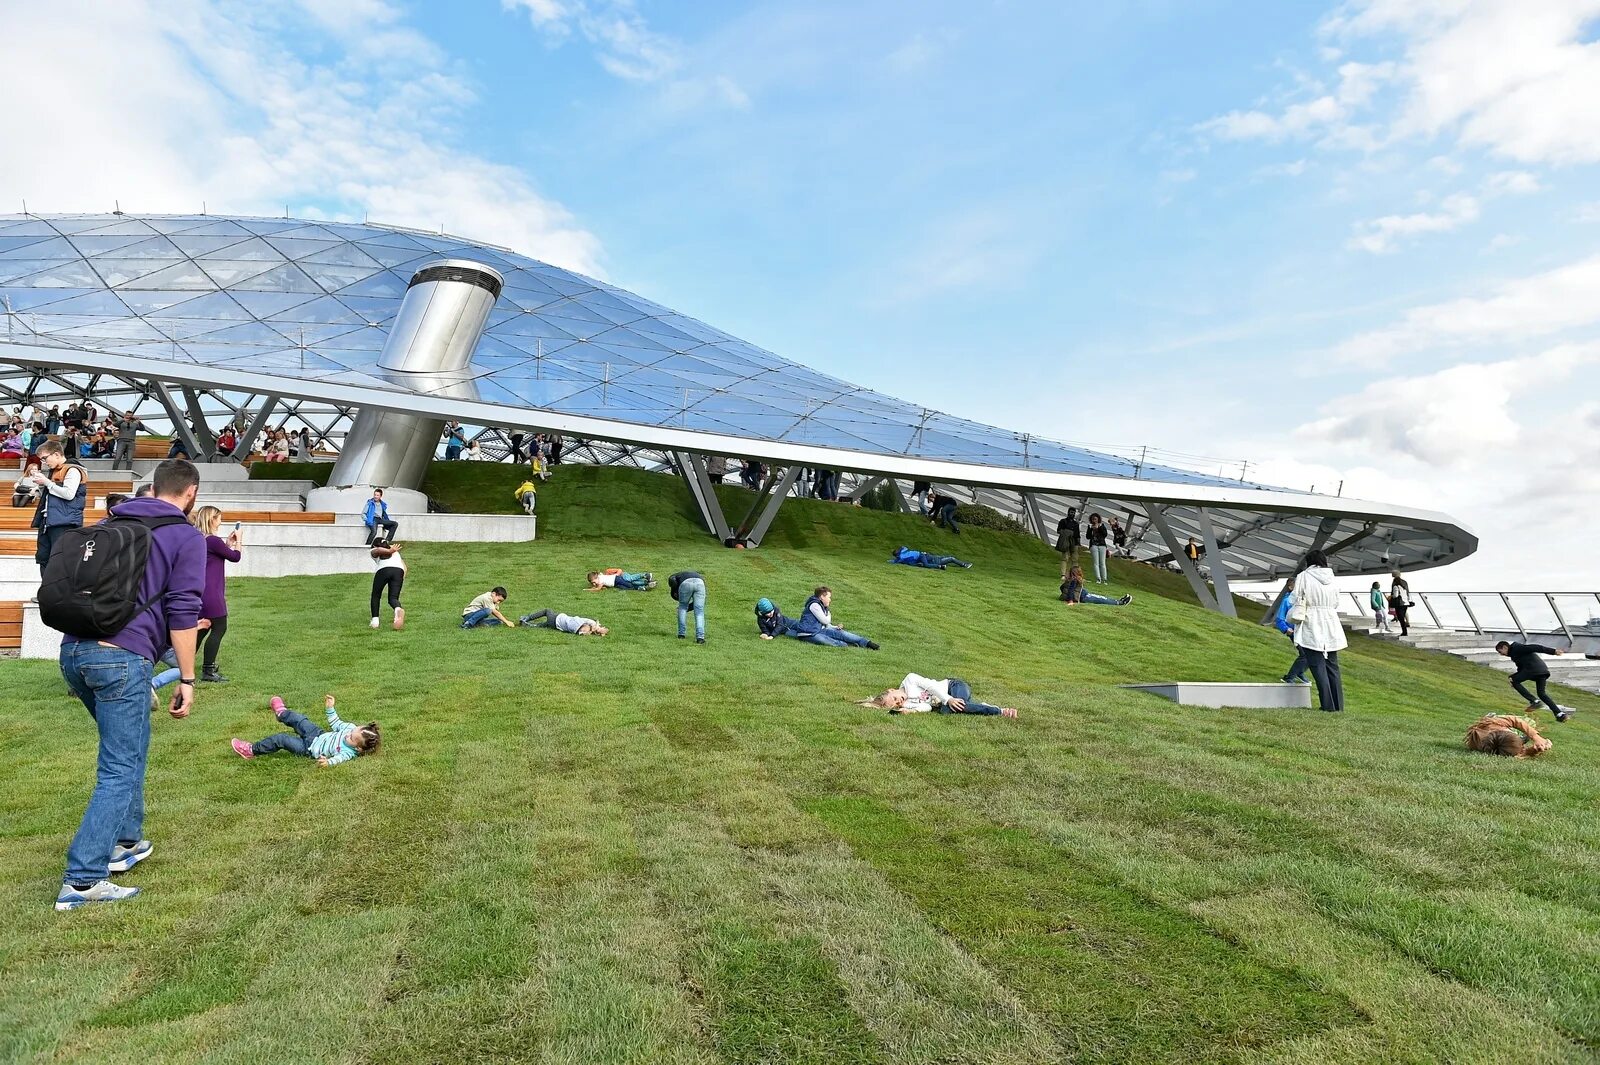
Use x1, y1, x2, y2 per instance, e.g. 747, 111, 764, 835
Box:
755, 598, 878, 648
888, 545, 972, 569
1494, 641, 1574, 721
232, 694, 380, 766
857, 674, 1018, 718
1465, 713, 1552, 758
586, 568, 655, 591
519, 608, 608, 636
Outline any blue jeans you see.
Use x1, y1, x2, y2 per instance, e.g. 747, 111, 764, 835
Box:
153, 648, 180, 691
676, 577, 706, 638
940, 678, 1002, 716
806, 627, 871, 648
936, 502, 959, 533
445, 445, 462, 461
60, 643, 154, 884
1091, 545, 1109, 582
252, 710, 324, 757
615, 572, 649, 591
1283, 634, 1308, 682
1080, 590, 1120, 606
461, 609, 503, 628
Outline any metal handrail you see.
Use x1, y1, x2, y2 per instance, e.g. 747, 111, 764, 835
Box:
1245, 590, 1600, 642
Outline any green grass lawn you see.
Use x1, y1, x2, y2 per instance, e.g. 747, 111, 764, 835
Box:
3, 464, 1598, 1064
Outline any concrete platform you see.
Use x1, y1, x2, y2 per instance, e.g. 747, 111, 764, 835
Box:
1120, 682, 1313, 709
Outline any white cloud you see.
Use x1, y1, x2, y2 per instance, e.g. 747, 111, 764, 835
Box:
1575, 202, 1600, 222
1198, 61, 1393, 144
0, 1, 604, 276
876, 209, 1041, 304
1333, 253, 1600, 362
887, 29, 957, 74
504, 0, 678, 81
1483, 170, 1542, 195
1298, 343, 1600, 464
1347, 191, 1479, 253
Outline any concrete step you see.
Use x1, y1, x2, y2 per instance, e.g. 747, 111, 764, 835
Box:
78, 458, 255, 480
1120, 682, 1312, 710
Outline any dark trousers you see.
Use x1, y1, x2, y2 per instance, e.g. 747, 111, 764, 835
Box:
1301, 648, 1344, 711
371, 569, 404, 617
510, 434, 525, 463
939, 678, 1003, 716
253, 710, 324, 757
36, 522, 73, 572
1283, 634, 1308, 682
1510, 670, 1559, 713
201, 615, 228, 672
936, 502, 959, 534
365, 519, 398, 545
521, 608, 558, 628
1392, 604, 1409, 636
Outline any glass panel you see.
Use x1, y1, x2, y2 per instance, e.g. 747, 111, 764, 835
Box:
265, 236, 344, 260
263, 295, 364, 325
97, 258, 198, 287
0, 237, 79, 260
0, 287, 100, 310
143, 217, 217, 234
299, 263, 373, 292
64, 234, 156, 256
171, 234, 256, 257
10, 260, 102, 287
199, 261, 280, 287
228, 262, 323, 293
298, 242, 381, 268
238, 219, 315, 235
332, 270, 408, 298
0, 220, 61, 237
92, 235, 186, 259
150, 291, 253, 321
163, 220, 251, 236
21, 290, 133, 317
227, 290, 321, 318
185, 321, 299, 347
51, 216, 128, 234
196, 237, 284, 262
77, 219, 160, 237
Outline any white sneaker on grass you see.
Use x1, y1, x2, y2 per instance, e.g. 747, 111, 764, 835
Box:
369, 617, 380, 629
55, 880, 141, 911
108, 840, 152, 873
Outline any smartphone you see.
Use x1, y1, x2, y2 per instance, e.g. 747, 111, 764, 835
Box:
233, 521, 241, 532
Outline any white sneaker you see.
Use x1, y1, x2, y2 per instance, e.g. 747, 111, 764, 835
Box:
369, 617, 380, 629
393, 607, 405, 631
55, 879, 141, 911
108, 840, 153, 872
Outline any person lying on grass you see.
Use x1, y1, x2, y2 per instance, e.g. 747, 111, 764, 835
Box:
755, 597, 879, 648
1060, 565, 1132, 607
586, 568, 655, 591
887, 545, 972, 569
231, 695, 380, 766
519, 608, 608, 636
1465, 713, 1552, 758
461, 587, 512, 628
858, 674, 1017, 718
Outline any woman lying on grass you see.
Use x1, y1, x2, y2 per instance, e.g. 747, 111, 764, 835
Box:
1465, 713, 1552, 758
858, 674, 1018, 718
231, 695, 380, 766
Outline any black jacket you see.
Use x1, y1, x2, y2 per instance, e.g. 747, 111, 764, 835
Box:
1505, 642, 1557, 676
667, 571, 703, 600
1054, 517, 1080, 552
1087, 524, 1109, 547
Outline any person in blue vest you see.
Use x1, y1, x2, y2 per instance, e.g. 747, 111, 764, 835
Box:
363, 488, 399, 546
888, 545, 972, 570
755, 597, 879, 649
27, 439, 86, 575
1274, 587, 1310, 685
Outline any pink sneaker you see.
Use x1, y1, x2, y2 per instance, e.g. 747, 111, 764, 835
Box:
393, 607, 405, 631
231, 738, 255, 759
269, 696, 285, 717
1001, 707, 1019, 719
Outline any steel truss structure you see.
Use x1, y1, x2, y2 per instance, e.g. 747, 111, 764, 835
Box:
0, 211, 1477, 603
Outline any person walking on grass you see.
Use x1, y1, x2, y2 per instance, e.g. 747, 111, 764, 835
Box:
1086, 513, 1110, 583
1465, 713, 1552, 758
363, 488, 399, 546
669, 570, 707, 643
27, 439, 86, 576
1290, 549, 1346, 712
369, 537, 406, 630
191, 506, 242, 684
232, 694, 380, 766
519, 608, 608, 636
1060, 565, 1132, 606
1495, 641, 1574, 722
1370, 581, 1392, 633
1054, 507, 1081, 578
857, 674, 1018, 718
461, 586, 512, 628
53, 459, 205, 911
1274, 588, 1310, 685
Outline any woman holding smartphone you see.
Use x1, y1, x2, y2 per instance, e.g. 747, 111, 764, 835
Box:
191, 506, 243, 683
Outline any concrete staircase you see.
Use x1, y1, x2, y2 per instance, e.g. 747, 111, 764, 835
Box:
1372, 630, 1600, 696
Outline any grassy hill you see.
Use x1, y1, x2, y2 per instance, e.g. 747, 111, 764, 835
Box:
2, 464, 1597, 1064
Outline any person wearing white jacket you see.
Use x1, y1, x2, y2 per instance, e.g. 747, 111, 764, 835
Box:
1291, 550, 1347, 712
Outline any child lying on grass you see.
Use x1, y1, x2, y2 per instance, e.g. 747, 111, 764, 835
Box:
232, 695, 380, 766
1465, 713, 1552, 758
586, 568, 655, 591
519, 608, 608, 635
858, 674, 1018, 718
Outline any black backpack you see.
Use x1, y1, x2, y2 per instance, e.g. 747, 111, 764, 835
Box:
38, 513, 190, 639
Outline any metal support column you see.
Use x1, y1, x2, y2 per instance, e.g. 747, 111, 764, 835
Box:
741, 465, 801, 547
179, 386, 217, 457
674, 451, 732, 543
1147, 505, 1220, 613
232, 394, 279, 462
149, 380, 204, 460
1195, 507, 1236, 617
1547, 594, 1573, 643
848, 475, 883, 503
887, 479, 909, 513
1500, 593, 1528, 639
1022, 493, 1049, 542
1258, 516, 1340, 624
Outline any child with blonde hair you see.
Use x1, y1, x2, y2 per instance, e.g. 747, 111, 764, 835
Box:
232, 694, 380, 766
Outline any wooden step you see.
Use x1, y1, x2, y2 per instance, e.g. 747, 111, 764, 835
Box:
0, 511, 337, 550
0, 601, 21, 650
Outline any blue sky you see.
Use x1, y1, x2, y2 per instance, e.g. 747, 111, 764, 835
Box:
4, 0, 1599, 587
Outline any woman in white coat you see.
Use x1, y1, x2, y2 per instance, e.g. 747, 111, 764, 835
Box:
1290, 549, 1347, 712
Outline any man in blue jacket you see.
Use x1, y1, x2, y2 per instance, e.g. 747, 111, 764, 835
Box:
363, 488, 399, 546
1274, 591, 1310, 685
56, 459, 206, 911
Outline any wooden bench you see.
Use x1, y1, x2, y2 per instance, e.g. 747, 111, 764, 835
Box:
0, 601, 21, 649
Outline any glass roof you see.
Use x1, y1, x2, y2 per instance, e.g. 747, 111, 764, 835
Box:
0, 212, 1262, 490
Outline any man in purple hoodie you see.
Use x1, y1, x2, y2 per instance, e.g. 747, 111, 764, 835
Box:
55, 459, 206, 912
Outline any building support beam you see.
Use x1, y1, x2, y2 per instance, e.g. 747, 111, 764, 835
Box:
1148, 504, 1220, 613
1022, 492, 1050, 542
179, 386, 217, 457
848, 475, 883, 503
1256, 516, 1342, 624
149, 379, 205, 461
1195, 507, 1237, 618
232, 394, 280, 462
887, 478, 909, 513
739, 465, 801, 547
674, 451, 732, 543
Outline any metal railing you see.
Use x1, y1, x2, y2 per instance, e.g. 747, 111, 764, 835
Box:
1243, 590, 1600, 642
